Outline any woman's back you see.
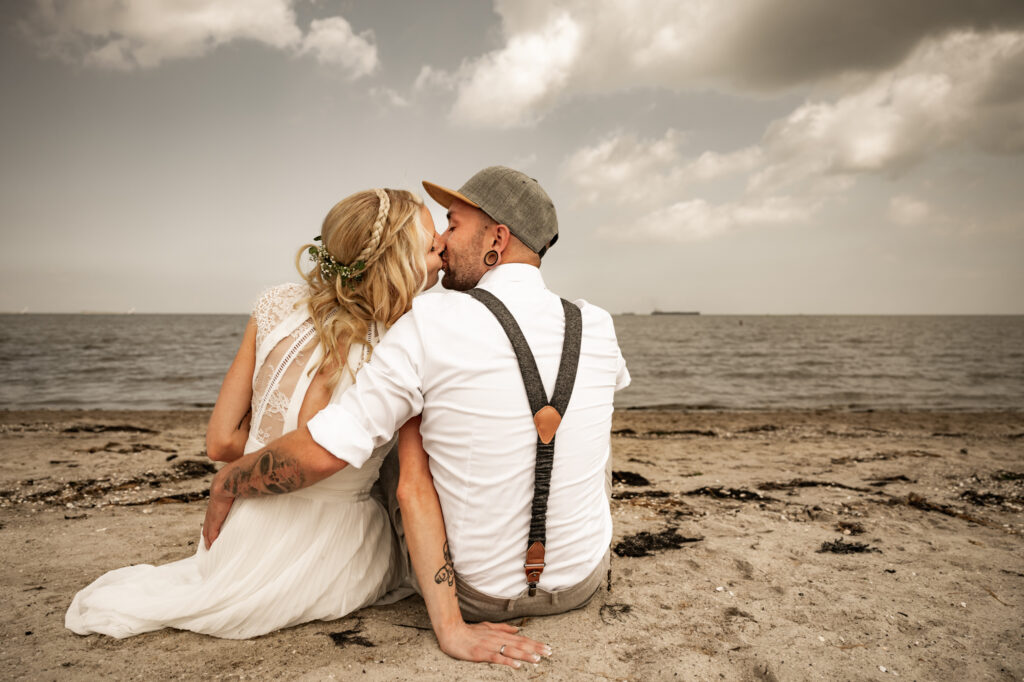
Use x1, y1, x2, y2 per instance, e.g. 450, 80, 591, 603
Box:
247, 282, 388, 497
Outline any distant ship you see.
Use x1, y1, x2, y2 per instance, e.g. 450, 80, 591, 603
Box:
651, 310, 700, 315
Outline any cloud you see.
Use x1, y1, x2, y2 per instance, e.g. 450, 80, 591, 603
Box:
428, 0, 1024, 128
751, 29, 1024, 195
563, 129, 761, 204
370, 86, 410, 108
299, 16, 377, 77
601, 196, 817, 243
568, 30, 1024, 242
23, 0, 378, 78
449, 10, 582, 128
887, 195, 933, 226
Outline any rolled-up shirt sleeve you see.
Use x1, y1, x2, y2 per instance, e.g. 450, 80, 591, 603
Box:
307, 311, 425, 468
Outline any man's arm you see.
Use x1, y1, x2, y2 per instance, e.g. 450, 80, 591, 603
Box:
203, 307, 431, 549
396, 418, 551, 668
202, 427, 345, 548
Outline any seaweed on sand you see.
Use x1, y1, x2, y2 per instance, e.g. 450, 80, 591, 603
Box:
613, 528, 703, 558
817, 539, 881, 554
612, 470, 651, 486
685, 486, 777, 502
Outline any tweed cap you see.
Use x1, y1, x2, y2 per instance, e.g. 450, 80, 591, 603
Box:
422, 166, 558, 255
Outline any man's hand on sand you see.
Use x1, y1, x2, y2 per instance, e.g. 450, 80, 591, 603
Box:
437, 621, 551, 668
202, 481, 234, 549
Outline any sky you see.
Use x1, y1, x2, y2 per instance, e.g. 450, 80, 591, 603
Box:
1, 0, 1022, 315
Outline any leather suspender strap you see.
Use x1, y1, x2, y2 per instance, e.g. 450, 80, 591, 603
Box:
466, 288, 583, 595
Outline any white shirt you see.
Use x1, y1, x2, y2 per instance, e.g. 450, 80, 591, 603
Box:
308, 264, 630, 598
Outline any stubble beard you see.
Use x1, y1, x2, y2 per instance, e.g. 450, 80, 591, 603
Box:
440, 237, 488, 291
440, 264, 480, 291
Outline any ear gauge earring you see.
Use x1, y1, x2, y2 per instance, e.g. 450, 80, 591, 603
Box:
483, 250, 499, 266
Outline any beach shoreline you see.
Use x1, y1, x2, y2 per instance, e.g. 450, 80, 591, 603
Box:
2, 408, 1022, 681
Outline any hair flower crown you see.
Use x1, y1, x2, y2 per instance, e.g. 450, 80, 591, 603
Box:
308, 236, 366, 284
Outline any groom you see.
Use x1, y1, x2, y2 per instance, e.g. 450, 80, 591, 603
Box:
202, 166, 629, 667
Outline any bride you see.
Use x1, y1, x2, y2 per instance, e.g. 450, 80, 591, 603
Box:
66, 188, 442, 639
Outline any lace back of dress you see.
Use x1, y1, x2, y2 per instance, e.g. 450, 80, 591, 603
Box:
250, 283, 316, 448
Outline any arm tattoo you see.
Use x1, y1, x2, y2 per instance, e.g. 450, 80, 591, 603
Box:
433, 541, 455, 587
222, 448, 308, 497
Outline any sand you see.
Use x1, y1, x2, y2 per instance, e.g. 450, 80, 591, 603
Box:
1, 408, 1022, 681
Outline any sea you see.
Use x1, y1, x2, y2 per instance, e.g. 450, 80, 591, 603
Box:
1, 314, 1022, 411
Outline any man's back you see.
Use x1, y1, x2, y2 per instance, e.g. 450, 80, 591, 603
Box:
310, 263, 629, 598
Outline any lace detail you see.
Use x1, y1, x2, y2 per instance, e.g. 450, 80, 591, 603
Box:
253, 283, 307, 350
255, 383, 293, 446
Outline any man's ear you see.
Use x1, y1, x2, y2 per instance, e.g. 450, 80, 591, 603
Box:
492, 224, 511, 252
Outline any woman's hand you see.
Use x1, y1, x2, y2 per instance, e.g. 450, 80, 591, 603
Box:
202, 475, 235, 549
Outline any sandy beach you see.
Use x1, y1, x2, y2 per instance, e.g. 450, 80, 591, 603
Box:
1, 408, 1021, 681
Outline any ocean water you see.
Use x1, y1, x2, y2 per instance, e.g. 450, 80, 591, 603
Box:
1, 314, 1022, 411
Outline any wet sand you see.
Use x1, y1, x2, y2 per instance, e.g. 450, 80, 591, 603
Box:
1, 408, 1022, 681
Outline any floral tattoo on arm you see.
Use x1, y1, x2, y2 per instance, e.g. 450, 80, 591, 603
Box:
221, 448, 308, 497
434, 541, 455, 587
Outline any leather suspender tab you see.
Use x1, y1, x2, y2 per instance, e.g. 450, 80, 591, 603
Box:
524, 541, 546, 595
533, 405, 562, 444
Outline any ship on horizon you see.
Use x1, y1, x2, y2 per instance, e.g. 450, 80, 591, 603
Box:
651, 310, 700, 316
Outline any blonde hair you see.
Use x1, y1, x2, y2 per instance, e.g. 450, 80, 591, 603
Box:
296, 188, 427, 390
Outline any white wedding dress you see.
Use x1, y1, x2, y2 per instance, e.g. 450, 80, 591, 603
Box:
66, 283, 407, 639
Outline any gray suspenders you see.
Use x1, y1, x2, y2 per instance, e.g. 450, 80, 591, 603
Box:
466, 288, 583, 596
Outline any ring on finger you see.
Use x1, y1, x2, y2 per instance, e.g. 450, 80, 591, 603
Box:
499, 644, 506, 656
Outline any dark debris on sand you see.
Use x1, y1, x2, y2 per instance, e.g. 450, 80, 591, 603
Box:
325, 620, 375, 648
612, 428, 717, 438
832, 450, 940, 465
889, 493, 992, 526
612, 470, 651, 487
757, 478, 873, 493
817, 539, 881, 554
599, 603, 633, 624
612, 490, 670, 500
959, 490, 1024, 508
685, 486, 777, 503
613, 527, 703, 558
62, 424, 158, 434
0, 459, 216, 507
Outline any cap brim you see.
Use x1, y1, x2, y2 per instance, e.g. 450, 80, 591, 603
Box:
422, 181, 480, 210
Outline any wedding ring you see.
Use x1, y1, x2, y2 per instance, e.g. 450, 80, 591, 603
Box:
499, 645, 506, 656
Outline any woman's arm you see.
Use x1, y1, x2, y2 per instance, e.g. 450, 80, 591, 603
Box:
206, 317, 257, 462
395, 417, 550, 668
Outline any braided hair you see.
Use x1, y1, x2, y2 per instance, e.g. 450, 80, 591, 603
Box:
296, 188, 427, 389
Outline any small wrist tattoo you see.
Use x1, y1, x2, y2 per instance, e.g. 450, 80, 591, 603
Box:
433, 541, 455, 587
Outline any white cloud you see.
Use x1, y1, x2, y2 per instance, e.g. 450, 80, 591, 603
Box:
568, 30, 1024, 242
370, 86, 410, 108
300, 16, 378, 78
414, 65, 459, 92
888, 195, 933, 226
23, 0, 378, 78
449, 10, 582, 128
562, 129, 760, 204
602, 196, 817, 242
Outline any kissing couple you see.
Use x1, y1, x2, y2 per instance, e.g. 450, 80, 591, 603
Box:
66, 166, 630, 669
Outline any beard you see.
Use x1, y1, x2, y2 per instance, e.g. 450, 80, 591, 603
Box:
440, 264, 481, 291
439, 239, 488, 291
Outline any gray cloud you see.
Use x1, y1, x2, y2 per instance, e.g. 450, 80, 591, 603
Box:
428, 0, 1024, 129
721, 0, 1024, 89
